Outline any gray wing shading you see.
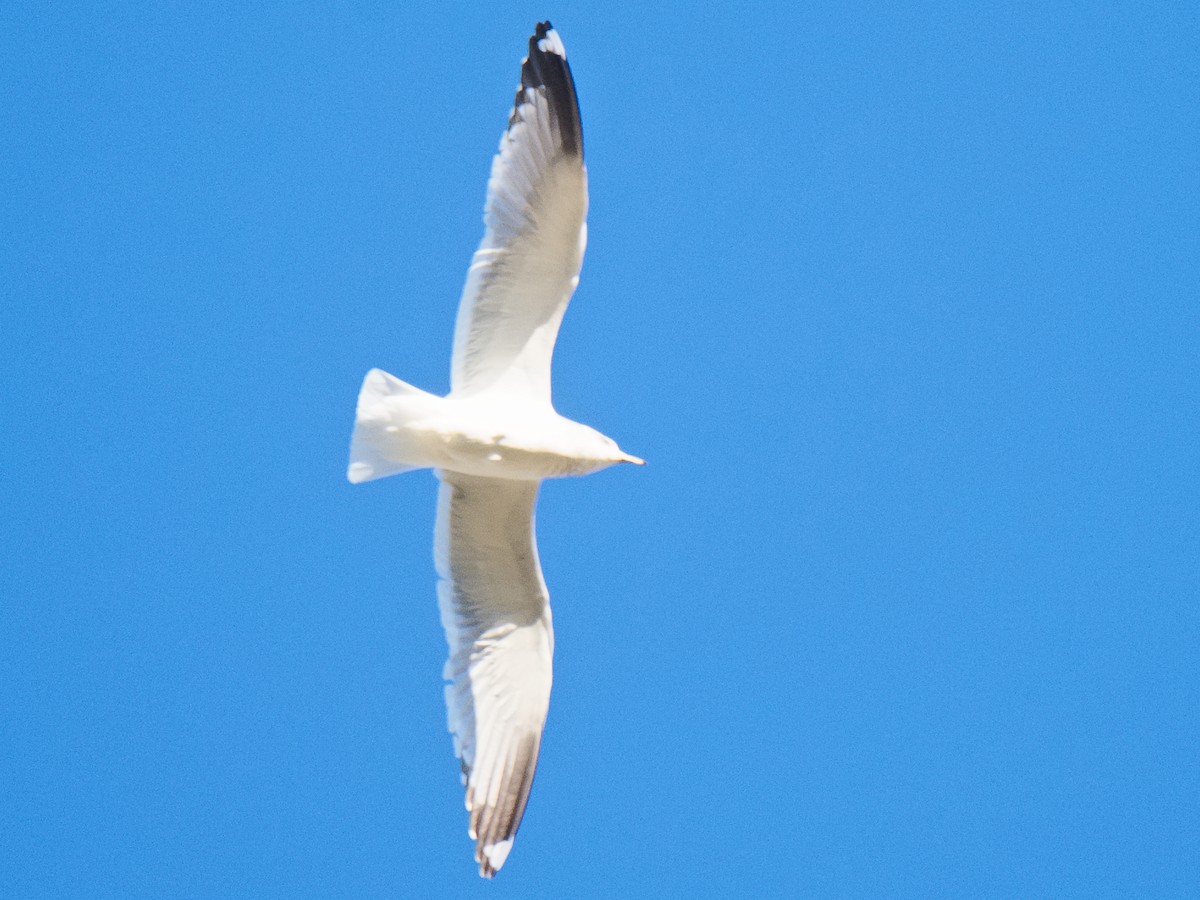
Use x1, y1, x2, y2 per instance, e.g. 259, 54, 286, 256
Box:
434, 471, 553, 877
450, 21, 588, 402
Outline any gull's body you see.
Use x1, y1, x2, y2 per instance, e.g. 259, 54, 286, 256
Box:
347, 23, 640, 877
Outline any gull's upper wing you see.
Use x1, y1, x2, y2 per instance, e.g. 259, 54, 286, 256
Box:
434, 471, 553, 878
450, 22, 587, 402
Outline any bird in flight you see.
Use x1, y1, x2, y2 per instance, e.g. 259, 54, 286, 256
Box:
347, 22, 642, 878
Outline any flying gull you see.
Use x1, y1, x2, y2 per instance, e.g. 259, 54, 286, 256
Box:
347, 21, 642, 877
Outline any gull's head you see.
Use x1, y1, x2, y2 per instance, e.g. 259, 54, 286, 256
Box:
566, 423, 645, 470
599, 433, 644, 467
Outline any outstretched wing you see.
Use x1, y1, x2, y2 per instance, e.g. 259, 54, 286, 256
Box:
434, 471, 553, 877
450, 21, 588, 403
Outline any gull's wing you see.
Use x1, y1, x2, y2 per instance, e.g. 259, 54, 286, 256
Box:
434, 471, 553, 878
450, 21, 587, 402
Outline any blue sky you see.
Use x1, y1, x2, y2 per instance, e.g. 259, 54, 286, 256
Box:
2, 2, 1197, 897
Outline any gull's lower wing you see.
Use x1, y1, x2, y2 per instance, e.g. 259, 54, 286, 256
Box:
450, 22, 588, 402
434, 471, 553, 877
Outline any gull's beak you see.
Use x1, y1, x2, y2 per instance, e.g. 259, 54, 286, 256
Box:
620, 452, 645, 466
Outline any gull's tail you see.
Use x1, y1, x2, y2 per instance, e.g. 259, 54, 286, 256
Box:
347, 368, 441, 484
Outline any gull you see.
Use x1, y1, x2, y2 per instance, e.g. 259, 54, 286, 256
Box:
346, 22, 642, 878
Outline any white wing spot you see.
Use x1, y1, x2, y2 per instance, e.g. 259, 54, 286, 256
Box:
483, 837, 514, 871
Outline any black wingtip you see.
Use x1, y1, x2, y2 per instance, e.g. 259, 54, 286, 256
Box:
511, 21, 583, 159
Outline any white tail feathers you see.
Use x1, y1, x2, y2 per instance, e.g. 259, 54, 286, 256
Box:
347, 368, 441, 484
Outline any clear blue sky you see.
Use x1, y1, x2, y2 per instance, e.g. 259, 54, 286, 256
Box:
2, 3, 1197, 897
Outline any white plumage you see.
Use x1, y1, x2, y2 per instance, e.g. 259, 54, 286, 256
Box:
347, 22, 641, 877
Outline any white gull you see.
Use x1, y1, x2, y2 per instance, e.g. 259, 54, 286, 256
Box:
346, 22, 641, 878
